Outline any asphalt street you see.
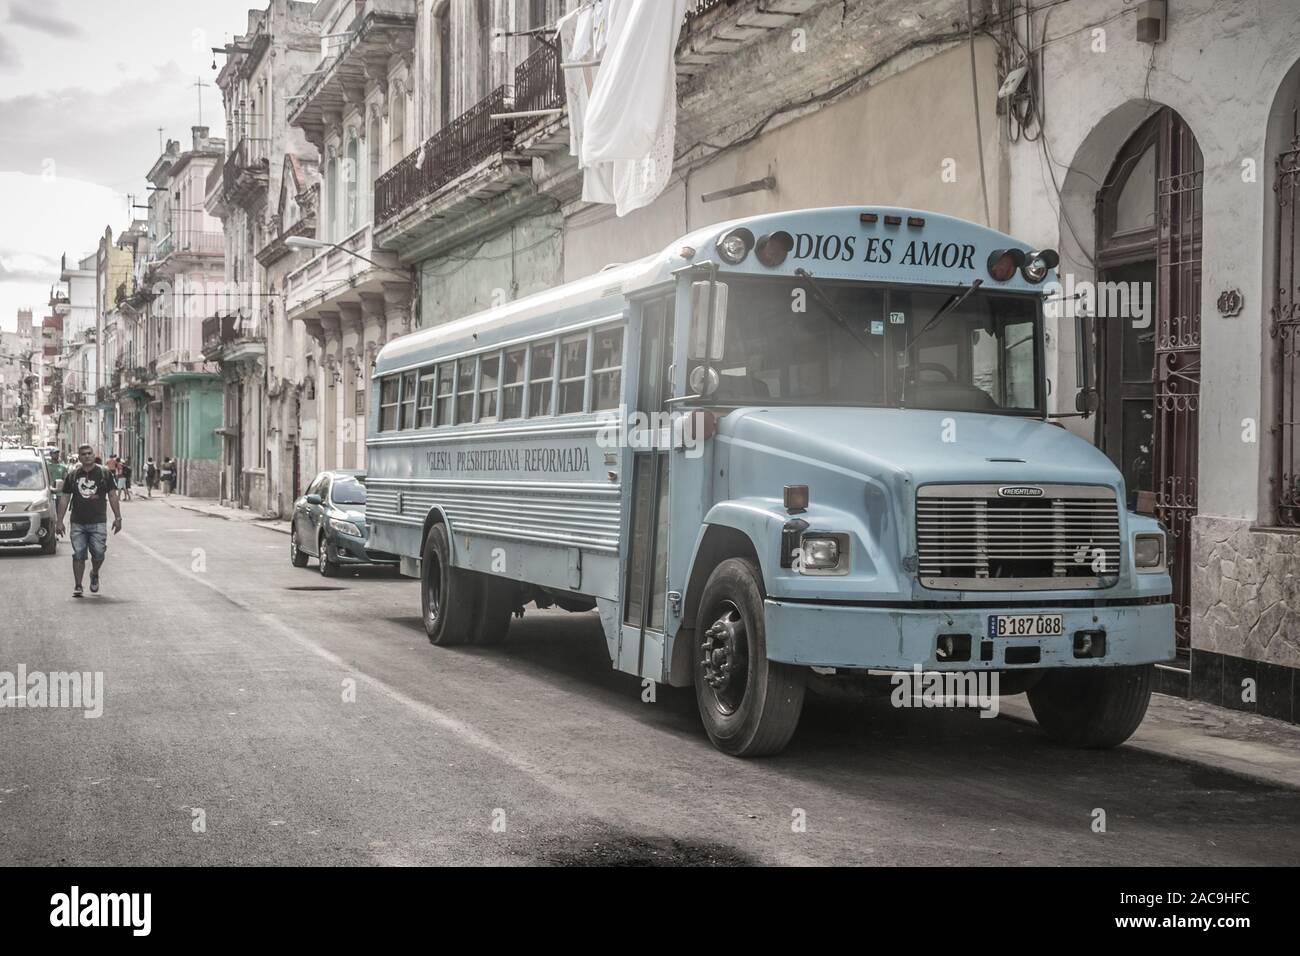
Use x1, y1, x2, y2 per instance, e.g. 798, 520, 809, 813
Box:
2, 497, 1298, 866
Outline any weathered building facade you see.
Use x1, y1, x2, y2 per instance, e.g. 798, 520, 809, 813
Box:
208, 0, 322, 514
284, 0, 416, 486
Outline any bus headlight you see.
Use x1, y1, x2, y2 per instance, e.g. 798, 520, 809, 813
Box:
329, 518, 363, 538
799, 532, 849, 574
1021, 249, 1060, 283
716, 228, 754, 265
1134, 532, 1166, 572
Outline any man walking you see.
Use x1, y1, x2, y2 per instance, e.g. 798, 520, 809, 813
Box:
55, 445, 122, 598
144, 457, 158, 498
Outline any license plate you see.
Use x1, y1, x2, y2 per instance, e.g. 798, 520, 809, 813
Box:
0, 522, 16, 532
988, 613, 1064, 638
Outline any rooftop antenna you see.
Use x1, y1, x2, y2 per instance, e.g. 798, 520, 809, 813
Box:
157, 127, 165, 152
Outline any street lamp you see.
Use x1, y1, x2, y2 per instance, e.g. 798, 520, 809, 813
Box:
283, 235, 405, 276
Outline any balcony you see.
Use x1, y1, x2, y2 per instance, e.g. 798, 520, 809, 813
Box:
284, 222, 403, 324
222, 137, 271, 208
95, 386, 112, 405
288, 0, 416, 144
152, 231, 223, 266
156, 348, 218, 383
202, 313, 265, 364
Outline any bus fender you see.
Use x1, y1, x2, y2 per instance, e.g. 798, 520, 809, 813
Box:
420, 506, 456, 564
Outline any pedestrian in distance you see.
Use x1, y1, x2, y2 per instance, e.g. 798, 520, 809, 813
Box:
144, 457, 158, 498
161, 457, 175, 497
55, 444, 122, 599
120, 458, 133, 501
46, 449, 67, 486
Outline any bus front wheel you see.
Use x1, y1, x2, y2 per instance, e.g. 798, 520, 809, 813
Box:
693, 558, 805, 757
1026, 663, 1153, 748
421, 524, 481, 646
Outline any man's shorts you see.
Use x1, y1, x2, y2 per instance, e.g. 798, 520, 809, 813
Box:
69, 523, 108, 562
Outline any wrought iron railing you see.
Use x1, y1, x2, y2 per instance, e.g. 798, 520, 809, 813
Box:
513, 43, 565, 119
223, 137, 270, 196
375, 86, 515, 224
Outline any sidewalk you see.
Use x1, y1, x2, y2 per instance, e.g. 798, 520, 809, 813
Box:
140, 492, 291, 536
1000, 690, 1300, 790
133, 489, 1300, 790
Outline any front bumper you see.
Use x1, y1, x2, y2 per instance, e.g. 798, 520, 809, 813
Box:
764, 599, 1175, 669
330, 533, 399, 566
0, 513, 53, 548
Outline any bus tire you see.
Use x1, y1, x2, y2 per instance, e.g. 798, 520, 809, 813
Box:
693, 558, 805, 757
1026, 664, 1153, 748
471, 575, 515, 645
421, 524, 480, 646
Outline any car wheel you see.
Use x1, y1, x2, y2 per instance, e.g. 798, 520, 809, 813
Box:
421, 523, 481, 646
318, 534, 337, 577
290, 526, 308, 568
693, 558, 805, 757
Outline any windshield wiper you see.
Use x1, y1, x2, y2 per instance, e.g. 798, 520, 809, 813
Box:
906, 278, 984, 354
793, 268, 879, 354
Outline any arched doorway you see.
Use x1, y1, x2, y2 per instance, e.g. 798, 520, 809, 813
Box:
1095, 107, 1203, 654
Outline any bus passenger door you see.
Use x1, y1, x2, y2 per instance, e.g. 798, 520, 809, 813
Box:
619, 295, 675, 680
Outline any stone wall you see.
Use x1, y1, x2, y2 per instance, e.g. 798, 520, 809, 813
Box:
1191, 515, 1300, 668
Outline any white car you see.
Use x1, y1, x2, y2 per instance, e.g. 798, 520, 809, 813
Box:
0, 448, 58, 554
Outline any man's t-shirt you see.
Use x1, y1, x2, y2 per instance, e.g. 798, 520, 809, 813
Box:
46, 462, 68, 484
61, 465, 114, 526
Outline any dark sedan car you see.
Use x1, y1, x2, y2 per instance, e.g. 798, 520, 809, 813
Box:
289, 470, 398, 577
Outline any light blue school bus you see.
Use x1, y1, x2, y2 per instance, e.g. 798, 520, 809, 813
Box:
366, 206, 1174, 757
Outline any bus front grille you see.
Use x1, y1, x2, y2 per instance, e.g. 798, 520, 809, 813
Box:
916, 483, 1121, 591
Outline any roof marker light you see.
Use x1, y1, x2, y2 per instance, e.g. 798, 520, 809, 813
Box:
987, 248, 1026, 282
860, 212, 878, 224
883, 215, 902, 226
755, 231, 794, 268
907, 216, 926, 228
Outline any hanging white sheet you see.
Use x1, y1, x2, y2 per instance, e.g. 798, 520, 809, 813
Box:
570, 0, 692, 216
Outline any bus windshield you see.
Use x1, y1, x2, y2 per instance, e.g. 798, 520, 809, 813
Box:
698, 276, 1043, 415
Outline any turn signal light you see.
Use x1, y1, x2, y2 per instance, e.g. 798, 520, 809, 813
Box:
987, 248, 1026, 281
1021, 249, 1060, 283
716, 228, 755, 264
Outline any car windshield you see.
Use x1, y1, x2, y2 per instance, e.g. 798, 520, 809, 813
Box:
331, 477, 367, 506
691, 277, 1043, 415
0, 460, 47, 490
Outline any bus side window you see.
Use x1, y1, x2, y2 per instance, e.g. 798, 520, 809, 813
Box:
592, 326, 624, 411
479, 352, 500, 423
436, 363, 454, 425
379, 376, 399, 432
558, 333, 588, 414
529, 342, 555, 417
416, 366, 436, 428
455, 358, 477, 424
399, 371, 417, 428
501, 347, 526, 419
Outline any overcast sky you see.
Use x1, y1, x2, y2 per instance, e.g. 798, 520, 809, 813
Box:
0, 0, 296, 331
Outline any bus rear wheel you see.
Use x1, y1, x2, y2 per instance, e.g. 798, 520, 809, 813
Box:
421, 524, 481, 646
1026, 664, 1153, 748
693, 558, 805, 757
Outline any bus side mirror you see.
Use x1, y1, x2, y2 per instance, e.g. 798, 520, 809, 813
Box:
689, 280, 728, 362
1074, 310, 1099, 417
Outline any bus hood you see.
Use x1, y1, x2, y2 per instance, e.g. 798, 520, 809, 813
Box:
717, 407, 1122, 492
